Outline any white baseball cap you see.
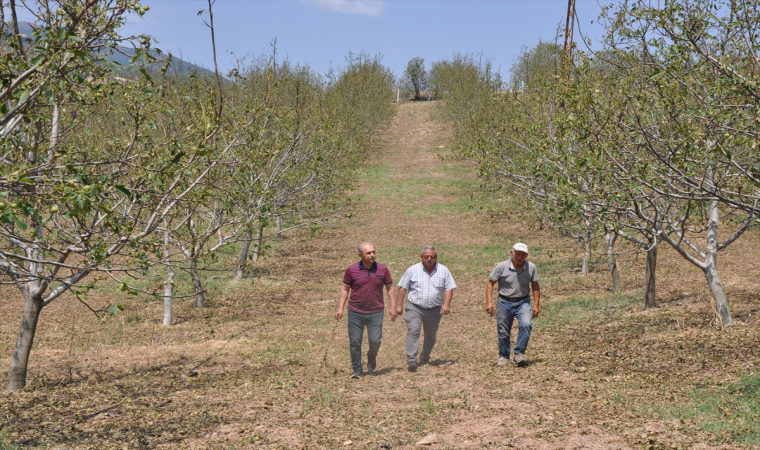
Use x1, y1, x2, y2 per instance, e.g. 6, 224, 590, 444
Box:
513, 243, 529, 254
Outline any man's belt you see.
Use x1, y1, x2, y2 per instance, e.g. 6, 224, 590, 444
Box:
408, 302, 441, 310
499, 295, 529, 302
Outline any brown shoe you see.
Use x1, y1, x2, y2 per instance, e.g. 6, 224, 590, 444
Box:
514, 353, 528, 367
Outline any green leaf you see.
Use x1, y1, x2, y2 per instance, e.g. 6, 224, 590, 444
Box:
107, 303, 125, 315
17, 90, 30, 105
114, 185, 131, 197
15, 218, 28, 230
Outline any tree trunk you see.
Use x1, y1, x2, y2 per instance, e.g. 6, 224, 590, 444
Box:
643, 237, 657, 310
163, 270, 174, 325
581, 228, 591, 275
605, 231, 622, 293
189, 257, 207, 308
275, 215, 282, 241
7, 292, 43, 391
252, 224, 264, 263
704, 200, 734, 326
163, 223, 175, 326
235, 229, 253, 281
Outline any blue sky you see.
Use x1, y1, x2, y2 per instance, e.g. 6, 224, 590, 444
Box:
12, 1, 613, 80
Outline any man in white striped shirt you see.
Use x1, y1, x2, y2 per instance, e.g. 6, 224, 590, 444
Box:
397, 246, 457, 372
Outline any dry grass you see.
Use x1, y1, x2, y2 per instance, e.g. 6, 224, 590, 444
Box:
1, 101, 759, 449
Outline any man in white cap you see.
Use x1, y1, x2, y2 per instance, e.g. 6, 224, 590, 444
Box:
485, 242, 540, 367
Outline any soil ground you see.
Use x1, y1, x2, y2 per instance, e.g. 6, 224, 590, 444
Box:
1, 101, 760, 449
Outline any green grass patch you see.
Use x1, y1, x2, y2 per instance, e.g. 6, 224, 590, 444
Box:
535, 292, 639, 328
0, 436, 20, 450
659, 374, 760, 445
362, 161, 492, 217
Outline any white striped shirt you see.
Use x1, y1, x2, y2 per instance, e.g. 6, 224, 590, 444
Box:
398, 262, 457, 308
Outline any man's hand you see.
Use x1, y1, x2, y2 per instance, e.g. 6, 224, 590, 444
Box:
389, 309, 398, 322
485, 280, 497, 316
335, 309, 343, 321
532, 305, 540, 318
440, 304, 450, 315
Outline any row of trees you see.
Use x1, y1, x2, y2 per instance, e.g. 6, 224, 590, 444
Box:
435, 0, 760, 326
0, 0, 395, 390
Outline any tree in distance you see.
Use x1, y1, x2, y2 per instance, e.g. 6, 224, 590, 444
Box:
403, 56, 428, 101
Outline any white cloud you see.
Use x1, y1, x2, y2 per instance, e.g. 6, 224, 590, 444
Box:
303, 0, 385, 17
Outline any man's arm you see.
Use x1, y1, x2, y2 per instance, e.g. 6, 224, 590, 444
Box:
531, 281, 541, 318
486, 279, 498, 315
396, 286, 407, 315
335, 283, 351, 320
386, 283, 398, 321
441, 289, 453, 315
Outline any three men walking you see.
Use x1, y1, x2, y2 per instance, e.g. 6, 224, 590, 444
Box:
337, 241, 539, 377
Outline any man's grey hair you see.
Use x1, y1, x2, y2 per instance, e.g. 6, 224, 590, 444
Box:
420, 245, 437, 256
358, 242, 375, 254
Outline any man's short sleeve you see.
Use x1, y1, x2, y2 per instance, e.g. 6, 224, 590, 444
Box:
398, 268, 412, 289
444, 268, 457, 290
530, 263, 540, 282
343, 267, 354, 285
489, 263, 503, 281
383, 266, 393, 285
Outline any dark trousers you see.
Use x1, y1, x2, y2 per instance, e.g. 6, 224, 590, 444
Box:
347, 310, 384, 372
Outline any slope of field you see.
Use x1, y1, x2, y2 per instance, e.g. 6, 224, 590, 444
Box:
1, 101, 760, 449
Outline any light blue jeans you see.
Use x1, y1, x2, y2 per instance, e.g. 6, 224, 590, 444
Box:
496, 296, 532, 358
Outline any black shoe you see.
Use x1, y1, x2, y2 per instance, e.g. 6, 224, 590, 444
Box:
367, 363, 376, 374
419, 358, 430, 366
407, 363, 417, 372
350, 370, 363, 379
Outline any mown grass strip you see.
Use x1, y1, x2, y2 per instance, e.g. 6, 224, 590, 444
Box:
658, 374, 760, 445
536, 292, 639, 328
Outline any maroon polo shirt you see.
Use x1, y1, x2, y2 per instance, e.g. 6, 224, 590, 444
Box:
343, 261, 392, 313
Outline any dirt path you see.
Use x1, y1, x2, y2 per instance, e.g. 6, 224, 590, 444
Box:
4, 101, 758, 449
222, 101, 638, 449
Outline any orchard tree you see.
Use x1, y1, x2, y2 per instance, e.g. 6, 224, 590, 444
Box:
0, 0, 242, 390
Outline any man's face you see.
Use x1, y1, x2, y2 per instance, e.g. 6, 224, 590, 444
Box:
511, 250, 528, 265
421, 250, 437, 268
359, 244, 376, 266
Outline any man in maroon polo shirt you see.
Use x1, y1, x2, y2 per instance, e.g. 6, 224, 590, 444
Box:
336, 242, 397, 379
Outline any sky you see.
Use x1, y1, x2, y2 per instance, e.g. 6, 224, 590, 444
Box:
11, 0, 614, 80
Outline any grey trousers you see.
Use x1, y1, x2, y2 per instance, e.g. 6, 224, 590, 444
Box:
347, 310, 384, 372
404, 302, 442, 364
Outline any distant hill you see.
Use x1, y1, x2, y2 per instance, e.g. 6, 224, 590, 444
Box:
13, 21, 215, 77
